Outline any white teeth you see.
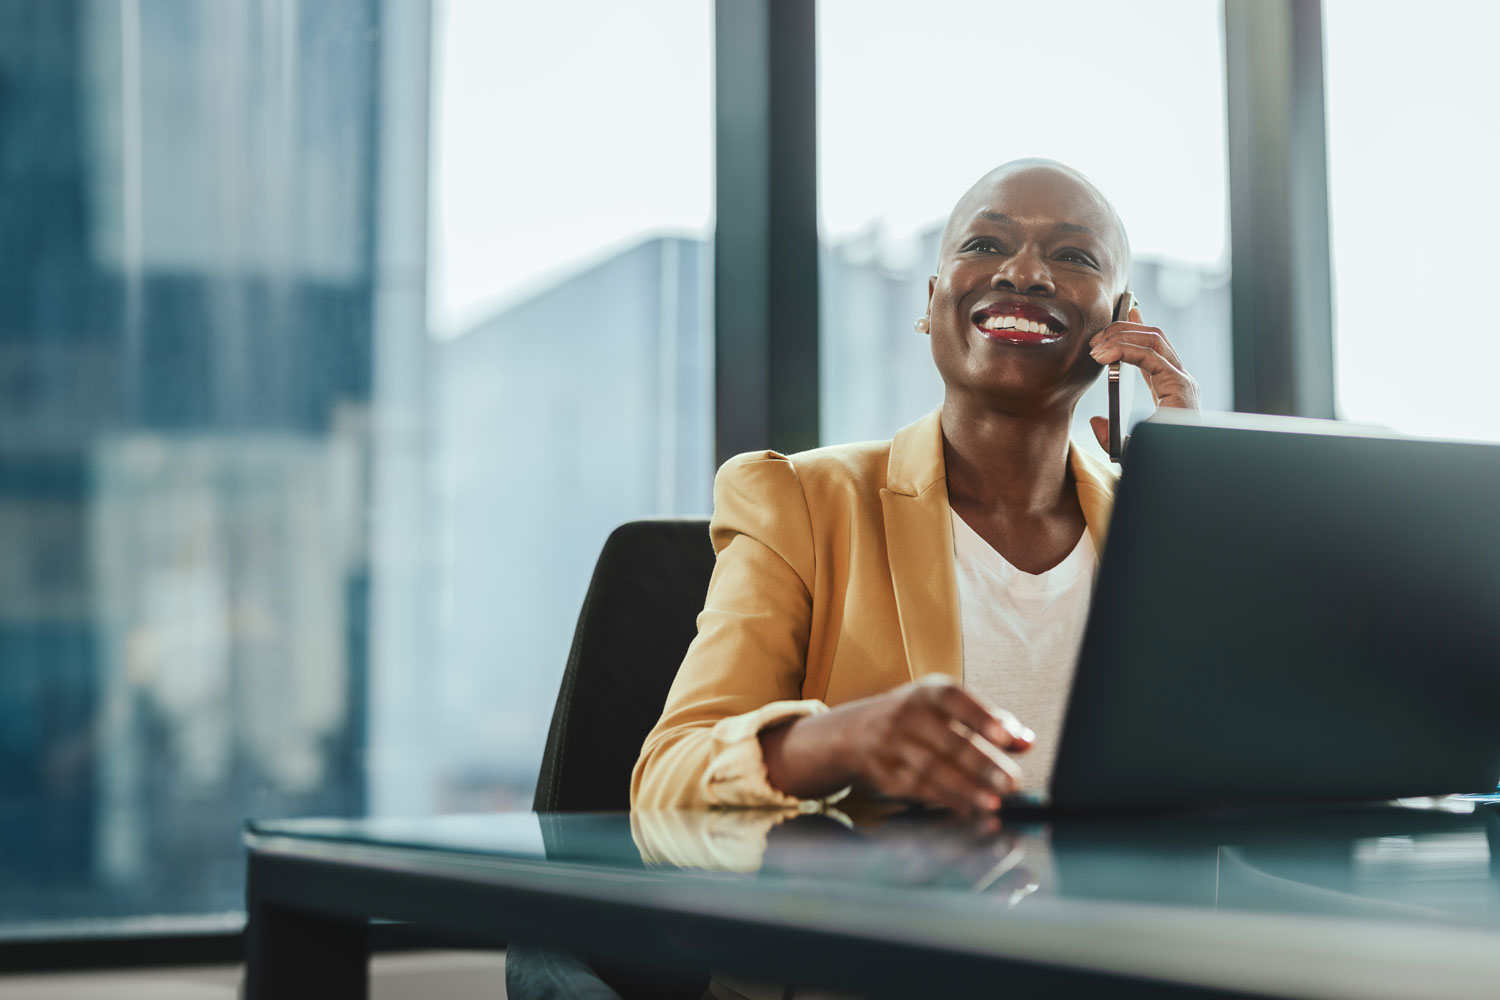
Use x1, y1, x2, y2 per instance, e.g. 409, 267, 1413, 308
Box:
980, 314, 1056, 336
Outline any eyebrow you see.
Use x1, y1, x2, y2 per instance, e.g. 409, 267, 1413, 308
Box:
1055, 221, 1098, 238
975, 211, 1099, 239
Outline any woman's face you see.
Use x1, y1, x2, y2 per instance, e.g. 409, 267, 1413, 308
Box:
927, 165, 1127, 414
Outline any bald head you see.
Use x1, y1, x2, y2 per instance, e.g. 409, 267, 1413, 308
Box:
938, 159, 1131, 290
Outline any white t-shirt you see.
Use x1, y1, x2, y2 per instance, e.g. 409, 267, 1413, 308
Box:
950, 508, 1097, 792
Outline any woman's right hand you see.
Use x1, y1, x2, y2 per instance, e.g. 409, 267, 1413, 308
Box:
760, 676, 1032, 814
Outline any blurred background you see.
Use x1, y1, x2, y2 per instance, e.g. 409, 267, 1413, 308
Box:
0, 0, 1495, 950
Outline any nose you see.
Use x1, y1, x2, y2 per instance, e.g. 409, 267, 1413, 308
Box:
990, 245, 1055, 296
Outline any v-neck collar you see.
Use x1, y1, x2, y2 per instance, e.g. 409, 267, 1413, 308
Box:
949, 507, 1098, 593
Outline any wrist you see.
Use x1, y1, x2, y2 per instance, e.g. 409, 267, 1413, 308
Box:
757, 716, 798, 795
759, 708, 858, 801
820, 701, 858, 781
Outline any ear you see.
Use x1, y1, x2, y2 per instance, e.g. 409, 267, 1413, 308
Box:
927, 275, 937, 308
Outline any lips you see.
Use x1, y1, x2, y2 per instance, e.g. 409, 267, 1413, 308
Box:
971, 300, 1067, 345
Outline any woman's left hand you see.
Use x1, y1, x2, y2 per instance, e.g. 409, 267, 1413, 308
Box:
1087, 304, 1200, 455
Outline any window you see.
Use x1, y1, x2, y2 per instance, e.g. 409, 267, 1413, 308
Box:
1324, 0, 1500, 441
428, 0, 714, 813
816, 0, 1233, 446
1, 0, 391, 934
0, 0, 711, 937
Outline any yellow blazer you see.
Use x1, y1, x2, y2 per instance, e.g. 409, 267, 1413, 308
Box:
630, 408, 1120, 810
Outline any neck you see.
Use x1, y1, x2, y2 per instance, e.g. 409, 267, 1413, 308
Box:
939, 392, 1075, 514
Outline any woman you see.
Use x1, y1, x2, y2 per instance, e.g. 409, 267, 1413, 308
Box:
632, 159, 1200, 815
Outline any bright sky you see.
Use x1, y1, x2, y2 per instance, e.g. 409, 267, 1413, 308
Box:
1324, 0, 1500, 441
427, 0, 714, 339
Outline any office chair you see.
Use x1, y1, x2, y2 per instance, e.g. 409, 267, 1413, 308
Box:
509, 517, 715, 1000
532, 516, 715, 813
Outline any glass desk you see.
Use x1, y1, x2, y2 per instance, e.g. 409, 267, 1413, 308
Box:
244, 801, 1500, 999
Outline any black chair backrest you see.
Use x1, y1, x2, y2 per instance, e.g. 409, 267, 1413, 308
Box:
533, 518, 714, 813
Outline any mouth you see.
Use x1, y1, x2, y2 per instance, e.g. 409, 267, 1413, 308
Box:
971, 301, 1066, 345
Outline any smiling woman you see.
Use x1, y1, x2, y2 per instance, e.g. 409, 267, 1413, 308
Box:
631, 160, 1200, 817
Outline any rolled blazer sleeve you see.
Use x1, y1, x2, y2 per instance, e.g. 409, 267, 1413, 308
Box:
630, 451, 833, 810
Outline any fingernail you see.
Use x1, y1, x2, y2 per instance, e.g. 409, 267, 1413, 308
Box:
979, 793, 1001, 811
1017, 727, 1036, 744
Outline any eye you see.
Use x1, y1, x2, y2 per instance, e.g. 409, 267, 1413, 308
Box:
1057, 248, 1098, 267
963, 237, 1006, 254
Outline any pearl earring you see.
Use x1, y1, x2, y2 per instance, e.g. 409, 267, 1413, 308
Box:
914, 316, 930, 333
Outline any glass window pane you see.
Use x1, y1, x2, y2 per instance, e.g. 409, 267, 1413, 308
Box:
1, 0, 392, 934
1324, 0, 1500, 441
427, 0, 713, 815
816, 0, 1232, 446
0, 0, 711, 937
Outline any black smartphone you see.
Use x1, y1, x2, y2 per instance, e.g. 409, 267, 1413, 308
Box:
1107, 291, 1135, 464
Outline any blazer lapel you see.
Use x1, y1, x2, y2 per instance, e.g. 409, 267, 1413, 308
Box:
880, 410, 963, 683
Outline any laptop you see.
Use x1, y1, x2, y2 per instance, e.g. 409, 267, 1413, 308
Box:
1022, 410, 1500, 813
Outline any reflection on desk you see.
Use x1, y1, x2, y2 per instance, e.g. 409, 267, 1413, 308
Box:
253, 801, 1500, 931
632, 801, 1500, 928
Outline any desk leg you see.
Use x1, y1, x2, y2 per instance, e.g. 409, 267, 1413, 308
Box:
245, 900, 368, 1000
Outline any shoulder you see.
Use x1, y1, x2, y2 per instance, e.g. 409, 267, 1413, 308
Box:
716, 439, 890, 499
711, 440, 892, 561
